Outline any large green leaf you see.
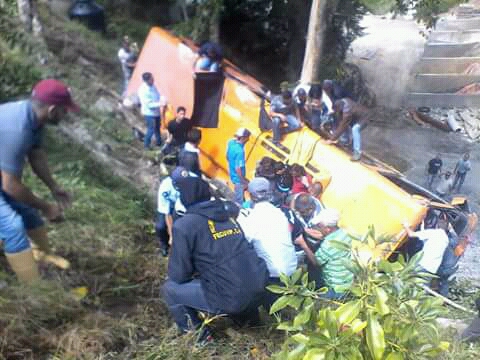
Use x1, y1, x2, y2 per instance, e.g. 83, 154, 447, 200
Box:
292, 333, 310, 345
374, 287, 390, 316
366, 311, 385, 360
287, 344, 306, 360
294, 303, 314, 327
303, 349, 326, 360
270, 296, 291, 314
267, 284, 288, 294
291, 268, 303, 285
385, 352, 404, 360
350, 318, 367, 333
335, 300, 361, 325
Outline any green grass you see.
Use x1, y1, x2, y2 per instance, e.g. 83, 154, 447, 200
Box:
0, 129, 281, 359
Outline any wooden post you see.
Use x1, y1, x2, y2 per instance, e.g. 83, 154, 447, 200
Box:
300, 0, 327, 84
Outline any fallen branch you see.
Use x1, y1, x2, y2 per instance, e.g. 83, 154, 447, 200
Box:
422, 285, 477, 314
407, 108, 427, 126
414, 110, 451, 132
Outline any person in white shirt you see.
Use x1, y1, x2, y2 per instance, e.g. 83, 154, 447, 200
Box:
403, 219, 450, 274
118, 36, 132, 96
178, 128, 202, 176
138, 72, 166, 149
156, 165, 197, 256
238, 177, 297, 291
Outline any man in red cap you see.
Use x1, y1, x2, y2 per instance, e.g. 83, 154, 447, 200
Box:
0, 79, 79, 283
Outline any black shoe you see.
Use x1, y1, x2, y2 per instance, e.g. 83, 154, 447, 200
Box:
160, 243, 169, 257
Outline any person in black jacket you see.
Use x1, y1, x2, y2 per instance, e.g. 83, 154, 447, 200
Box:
163, 175, 269, 334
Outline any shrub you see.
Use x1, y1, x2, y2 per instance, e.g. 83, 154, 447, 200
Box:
269, 227, 450, 359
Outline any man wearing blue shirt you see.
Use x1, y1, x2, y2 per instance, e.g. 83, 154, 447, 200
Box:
0, 79, 78, 283
226, 128, 251, 204
138, 72, 166, 149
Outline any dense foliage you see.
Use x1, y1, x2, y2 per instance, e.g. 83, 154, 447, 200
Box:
0, 0, 41, 101
269, 228, 450, 359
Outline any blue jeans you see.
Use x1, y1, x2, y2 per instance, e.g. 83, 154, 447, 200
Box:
453, 172, 467, 191
437, 265, 457, 297
0, 192, 43, 254
351, 123, 361, 154
163, 279, 218, 332
144, 116, 161, 149
339, 123, 362, 154
272, 115, 301, 142
233, 183, 245, 205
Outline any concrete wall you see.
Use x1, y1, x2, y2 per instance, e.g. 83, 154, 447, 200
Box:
436, 18, 480, 30
423, 43, 480, 57
406, 93, 480, 107
411, 74, 480, 92
415, 57, 480, 74
429, 30, 480, 43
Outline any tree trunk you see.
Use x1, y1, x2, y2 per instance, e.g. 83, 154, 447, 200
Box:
17, 0, 41, 34
286, 0, 310, 82
300, 0, 328, 84
192, 0, 222, 43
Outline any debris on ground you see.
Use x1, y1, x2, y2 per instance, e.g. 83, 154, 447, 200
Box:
456, 83, 480, 95
406, 107, 480, 141
464, 63, 480, 75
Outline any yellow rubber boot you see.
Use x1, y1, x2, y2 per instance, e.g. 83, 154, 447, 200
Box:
28, 227, 70, 270
5, 248, 40, 283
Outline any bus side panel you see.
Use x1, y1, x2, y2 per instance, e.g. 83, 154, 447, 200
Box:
200, 78, 263, 184
127, 27, 196, 118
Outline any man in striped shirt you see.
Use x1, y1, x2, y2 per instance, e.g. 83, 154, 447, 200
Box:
314, 209, 353, 299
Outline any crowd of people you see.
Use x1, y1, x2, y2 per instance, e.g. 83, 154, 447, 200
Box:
426, 152, 471, 199
268, 81, 370, 161
154, 123, 469, 342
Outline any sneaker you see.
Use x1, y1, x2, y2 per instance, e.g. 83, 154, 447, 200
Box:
351, 152, 361, 161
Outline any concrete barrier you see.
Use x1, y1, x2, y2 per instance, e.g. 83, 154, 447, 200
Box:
436, 18, 480, 31
411, 74, 480, 92
415, 57, 480, 74
406, 93, 480, 107
423, 42, 480, 57
429, 30, 480, 43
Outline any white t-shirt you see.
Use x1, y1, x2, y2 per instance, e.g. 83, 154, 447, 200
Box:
237, 202, 298, 277
413, 229, 449, 274
184, 142, 200, 153
322, 90, 334, 115
118, 47, 130, 73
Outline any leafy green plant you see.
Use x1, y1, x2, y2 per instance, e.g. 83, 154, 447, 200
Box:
269, 228, 450, 359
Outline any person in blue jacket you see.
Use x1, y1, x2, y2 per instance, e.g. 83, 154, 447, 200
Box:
162, 175, 269, 340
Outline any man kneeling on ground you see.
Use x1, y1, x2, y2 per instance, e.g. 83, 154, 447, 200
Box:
163, 176, 269, 339
313, 209, 354, 299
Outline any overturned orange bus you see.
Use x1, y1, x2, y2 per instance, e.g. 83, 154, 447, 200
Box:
127, 27, 476, 258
